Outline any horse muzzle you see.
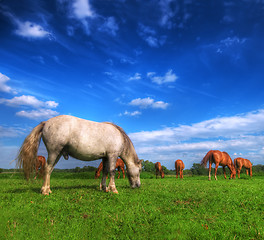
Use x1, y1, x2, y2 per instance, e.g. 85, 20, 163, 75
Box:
131, 181, 141, 189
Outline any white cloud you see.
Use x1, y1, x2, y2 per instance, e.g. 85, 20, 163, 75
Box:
0, 73, 17, 94
72, 0, 94, 19
66, 0, 94, 34
129, 73, 141, 81
1, 8, 52, 39
15, 21, 50, 38
147, 69, 178, 85
98, 17, 119, 36
220, 37, 246, 47
129, 109, 264, 168
120, 110, 142, 117
0, 95, 58, 109
129, 97, 169, 109
159, 0, 192, 30
0, 125, 26, 138
130, 109, 264, 144
138, 23, 167, 48
159, 0, 176, 29
204, 36, 247, 57
145, 36, 159, 47
16, 109, 59, 120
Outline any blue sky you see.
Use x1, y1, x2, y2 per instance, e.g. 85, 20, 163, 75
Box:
0, 0, 264, 170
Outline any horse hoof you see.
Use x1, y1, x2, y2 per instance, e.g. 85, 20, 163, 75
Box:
41, 188, 52, 195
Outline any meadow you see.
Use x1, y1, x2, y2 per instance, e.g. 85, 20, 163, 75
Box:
0, 171, 263, 240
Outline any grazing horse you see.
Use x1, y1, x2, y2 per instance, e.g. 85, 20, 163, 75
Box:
155, 162, 164, 179
16, 115, 142, 195
34, 156, 46, 179
175, 159, 185, 179
234, 157, 252, 178
201, 150, 236, 181
95, 158, 125, 179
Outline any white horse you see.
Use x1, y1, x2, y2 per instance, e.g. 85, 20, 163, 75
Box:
16, 115, 142, 195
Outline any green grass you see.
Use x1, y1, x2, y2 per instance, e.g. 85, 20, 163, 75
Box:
0, 172, 263, 239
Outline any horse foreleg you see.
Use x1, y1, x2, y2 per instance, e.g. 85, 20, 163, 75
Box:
107, 157, 118, 194
176, 168, 178, 179
208, 162, 212, 181
39, 163, 45, 180
122, 167, 125, 179
237, 165, 242, 179
246, 169, 249, 176
223, 166, 226, 179
117, 167, 120, 179
100, 158, 108, 191
34, 166, 39, 180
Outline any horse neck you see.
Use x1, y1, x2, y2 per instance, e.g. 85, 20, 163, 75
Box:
228, 160, 235, 171
121, 149, 138, 169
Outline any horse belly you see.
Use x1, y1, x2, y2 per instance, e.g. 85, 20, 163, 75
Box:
67, 133, 122, 161
67, 144, 106, 161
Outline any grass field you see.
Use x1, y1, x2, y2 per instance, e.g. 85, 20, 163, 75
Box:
0, 172, 263, 240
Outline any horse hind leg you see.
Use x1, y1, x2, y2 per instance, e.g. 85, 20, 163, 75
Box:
214, 163, 219, 180
41, 152, 61, 195
208, 162, 212, 181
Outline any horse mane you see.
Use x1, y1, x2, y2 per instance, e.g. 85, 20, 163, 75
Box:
104, 122, 138, 163
222, 151, 235, 167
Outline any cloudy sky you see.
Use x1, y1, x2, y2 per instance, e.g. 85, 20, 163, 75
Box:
0, 0, 264, 170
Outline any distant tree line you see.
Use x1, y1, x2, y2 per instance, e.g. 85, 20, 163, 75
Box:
1, 161, 264, 176
141, 160, 170, 174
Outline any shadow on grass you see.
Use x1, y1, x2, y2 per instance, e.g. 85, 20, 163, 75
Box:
4, 184, 99, 194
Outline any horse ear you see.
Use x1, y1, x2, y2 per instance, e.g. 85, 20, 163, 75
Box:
139, 159, 143, 165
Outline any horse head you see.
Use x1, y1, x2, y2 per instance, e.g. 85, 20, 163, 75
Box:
127, 159, 142, 188
230, 166, 236, 179
95, 170, 100, 179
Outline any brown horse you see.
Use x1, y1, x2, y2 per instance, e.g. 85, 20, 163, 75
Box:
34, 156, 46, 179
234, 157, 252, 178
155, 162, 164, 179
201, 150, 236, 180
175, 159, 185, 179
95, 158, 125, 179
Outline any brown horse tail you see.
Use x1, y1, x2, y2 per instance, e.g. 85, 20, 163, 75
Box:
233, 158, 237, 168
16, 122, 46, 180
201, 150, 213, 167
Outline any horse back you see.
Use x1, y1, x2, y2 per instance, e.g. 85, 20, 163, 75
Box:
42, 115, 124, 160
